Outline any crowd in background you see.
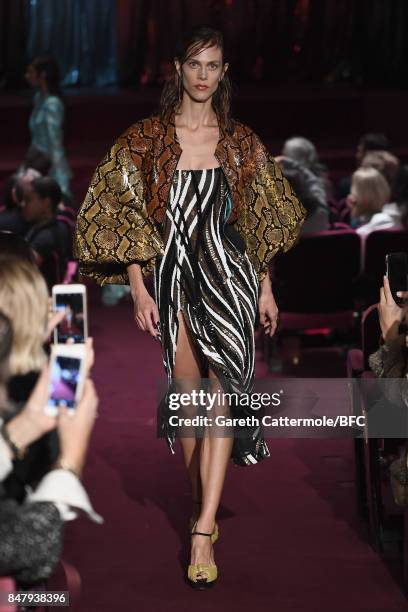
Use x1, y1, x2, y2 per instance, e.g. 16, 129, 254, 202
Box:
2, 1, 407, 88
0, 52, 407, 593
1, 55, 408, 306
0, 255, 102, 587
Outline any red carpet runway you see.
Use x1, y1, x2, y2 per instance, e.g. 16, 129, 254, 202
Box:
62, 294, 408, 611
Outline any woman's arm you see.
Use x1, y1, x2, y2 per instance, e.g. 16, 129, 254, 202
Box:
127, 263, 160, 338
241, 131, 306, 337
0, 365, 57, 476
259, 272, 279, 337
368, 279, 408, 377
128, 262, 147, 299
25, 379, 103, 524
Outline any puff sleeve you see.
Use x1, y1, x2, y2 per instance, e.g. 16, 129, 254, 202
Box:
73, 125, 164, 285
235, 131, 307, 282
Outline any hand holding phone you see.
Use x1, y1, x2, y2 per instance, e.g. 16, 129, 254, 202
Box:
379, 275, 407, 343
56, 379, 99, 480
386, 252, 408, 306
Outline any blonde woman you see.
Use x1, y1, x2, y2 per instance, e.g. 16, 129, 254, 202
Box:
0, 307, 103, 586
0, 258, 103, 585
0, 258, 94, 502
0, 256, 62, 500
0, 257, 49, 383
347, 167, 402, 237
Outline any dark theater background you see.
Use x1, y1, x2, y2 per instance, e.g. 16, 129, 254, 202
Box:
1, 0, 408, 203
1, 1, 408, 611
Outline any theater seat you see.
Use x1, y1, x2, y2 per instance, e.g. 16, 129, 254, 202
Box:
348, 302, 408, 564
362, 229, 408, 306
271, 229, 360, 332
347, 304, 382, 544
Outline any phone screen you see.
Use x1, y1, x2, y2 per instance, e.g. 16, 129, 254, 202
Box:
49, 354, 82, 409
386, 252, 408, 305
55, 293, 86, 343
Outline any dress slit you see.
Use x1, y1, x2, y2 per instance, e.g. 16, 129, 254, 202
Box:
154, 167, 271, 466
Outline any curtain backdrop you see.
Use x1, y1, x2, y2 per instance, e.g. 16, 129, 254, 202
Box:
115, 0, 408, 86
1, 0, 408, 89
26, 0, 117, 87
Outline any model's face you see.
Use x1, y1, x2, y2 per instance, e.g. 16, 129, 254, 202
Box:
176, 45, 228, 103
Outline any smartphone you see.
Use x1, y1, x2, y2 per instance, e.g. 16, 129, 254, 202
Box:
386, 252, 408, 305
45, 344, 86, 416
52, 284, 88, 344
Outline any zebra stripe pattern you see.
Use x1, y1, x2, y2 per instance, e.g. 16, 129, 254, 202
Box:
154, 167, 270, 467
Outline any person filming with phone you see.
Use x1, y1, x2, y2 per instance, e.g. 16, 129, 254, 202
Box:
368, 262, 408, 506
369, 274, 408, 379
0, 257, 103, 586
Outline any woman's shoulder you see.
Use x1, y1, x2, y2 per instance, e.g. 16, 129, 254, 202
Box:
229, 118, 256, 142
117, 115, 164, 151
230, 118, 267, 157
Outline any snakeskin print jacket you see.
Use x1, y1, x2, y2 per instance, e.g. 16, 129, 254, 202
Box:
74, 111, 307, 284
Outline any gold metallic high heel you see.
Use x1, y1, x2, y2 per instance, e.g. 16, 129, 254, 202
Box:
187, 526, 218, 590
189, 501, 219, 544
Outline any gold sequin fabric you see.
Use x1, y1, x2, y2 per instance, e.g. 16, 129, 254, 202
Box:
74, 111, 306, 284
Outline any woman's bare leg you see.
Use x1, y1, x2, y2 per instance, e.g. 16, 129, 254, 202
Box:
192, 367, 234, 570
173, 311, 204, 521
172, 311, 233, 574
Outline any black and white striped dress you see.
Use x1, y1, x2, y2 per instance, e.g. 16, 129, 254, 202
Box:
154, 167, 270, 466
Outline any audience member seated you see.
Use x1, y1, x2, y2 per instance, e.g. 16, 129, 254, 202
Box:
21, 146, 52, 177
356, 133, 391, 166
0, 232, 36, 263
22, 177, 70, 287
0, 310, 102, 586
368, 277, 408, 505
276, 154, 329, 234
369, 276, 408, 378
336, 132, 391, 199
281, 135, 333, 201
2, 163, 76, 248
361, 150, 400, 197
347, 167, 402, 237
0, 172, 38, 236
